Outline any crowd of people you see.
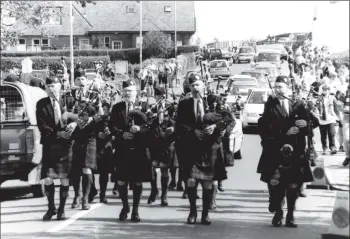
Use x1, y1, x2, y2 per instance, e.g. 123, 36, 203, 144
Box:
1, 37, 349, 228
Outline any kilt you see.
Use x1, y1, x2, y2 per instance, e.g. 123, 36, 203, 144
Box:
96, 146, 114, 174
158, 73, 167, 85
40, 140, 73, 180
114, 148, 153, 182
150, 142, 178, 168
185, 142, 227, 181
70, 136, 97, 176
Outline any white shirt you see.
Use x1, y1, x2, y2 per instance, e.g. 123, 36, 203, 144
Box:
51, 97, 62, 126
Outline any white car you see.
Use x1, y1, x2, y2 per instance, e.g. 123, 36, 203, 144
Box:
225, 75, 259, 103
242, 88, 269, 129
254, 63, 279, 80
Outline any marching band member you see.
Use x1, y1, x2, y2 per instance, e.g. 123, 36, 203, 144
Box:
257, 76, 314, 227
36, 76, 77, 220
175, 73, 229, 225
147, 87, 177, 206
109, 79, 152, 222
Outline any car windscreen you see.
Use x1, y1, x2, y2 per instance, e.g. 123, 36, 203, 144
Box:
210, 61, 227, 68
239, 47, 254, 53
248, 91, 266, 104
258, 53, 280, 62
241, 72, 264, 79
233, 79, 256, 85
255, 67, 274, 75
0, 85, 26, 122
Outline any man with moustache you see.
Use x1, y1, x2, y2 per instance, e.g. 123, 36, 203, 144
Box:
109, 79, 152, 222
36, 76, 77, 220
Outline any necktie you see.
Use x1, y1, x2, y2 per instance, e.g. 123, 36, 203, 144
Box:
282, 100, 289, 117
127, 102, 133, 115
197, 99, 203, 123
52, 98, 61, 126
322, 99, 327, 120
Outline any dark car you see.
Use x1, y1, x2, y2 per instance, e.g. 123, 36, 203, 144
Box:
209, 48, 222, 61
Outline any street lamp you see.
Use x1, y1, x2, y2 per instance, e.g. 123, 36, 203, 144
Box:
70, 1, 74, 85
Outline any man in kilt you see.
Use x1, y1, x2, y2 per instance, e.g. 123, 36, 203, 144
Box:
175, 73, 229, 225
36, 76, 77, 220
69, 75, 104, 210
109, 79, 152, 222
147, 87, 177, 206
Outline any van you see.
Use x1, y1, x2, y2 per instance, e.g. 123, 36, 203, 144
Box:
0, 81, 48, 197
234, 46, 255, 63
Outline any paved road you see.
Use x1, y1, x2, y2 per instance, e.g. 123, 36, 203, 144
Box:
0, 63, 337, 239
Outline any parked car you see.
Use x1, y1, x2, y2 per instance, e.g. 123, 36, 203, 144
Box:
0, 81, 48, 197
226, 75, 259, 103
221, 50, 233, 62
255, 49, 282, 69
209, 48, 222, 61
253, 63, 279, 81
242, 88, 269, 130
240, 69, 267, 87
233, 46, 255, 63
259, 44, 288, 60
209, 60, 231, 80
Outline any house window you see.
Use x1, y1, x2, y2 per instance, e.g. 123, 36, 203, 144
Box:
112, 41, 122, 49
164, 6, 171, 12
126, 6, 136, 13
136, 36, 143, 48
42, 7, 62, 25
42, 39, 49, 47
104, 37, 110, 48
19, 39, 26, 45
33, 39, 40, 46
80, 39, 89, 46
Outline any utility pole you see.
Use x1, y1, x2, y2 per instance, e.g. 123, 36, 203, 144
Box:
174, 1, 177, 58
140, 1, 143, 71
69, 1, 74, 85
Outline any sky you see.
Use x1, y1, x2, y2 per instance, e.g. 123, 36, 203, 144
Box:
195, 1, 349, 52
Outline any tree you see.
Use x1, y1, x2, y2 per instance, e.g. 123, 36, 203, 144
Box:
142, 31, 171, 58
1, 1, 94, 49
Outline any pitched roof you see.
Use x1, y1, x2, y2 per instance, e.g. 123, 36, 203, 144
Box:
21, 1, 195, 36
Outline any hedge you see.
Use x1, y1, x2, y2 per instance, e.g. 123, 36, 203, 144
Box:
1, 45, 200, 64
1, 56, 110, 72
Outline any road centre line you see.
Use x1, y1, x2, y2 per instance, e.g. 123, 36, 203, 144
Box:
47, 203, 102, 233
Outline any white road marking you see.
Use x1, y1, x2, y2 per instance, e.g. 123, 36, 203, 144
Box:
47, 203, 102, 233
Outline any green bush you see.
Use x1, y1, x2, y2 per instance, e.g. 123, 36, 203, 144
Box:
1, 45, 200, 64
1, 56, 110, 72
143, 31, 171, 58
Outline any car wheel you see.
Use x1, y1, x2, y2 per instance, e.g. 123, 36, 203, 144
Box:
232, 58, 236, 63
238, 60, 241, 64
234, 149, 242, 160
31, 184, 45, 198
248, 60, 251, 63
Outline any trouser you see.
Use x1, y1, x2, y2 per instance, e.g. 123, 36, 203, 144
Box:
187, 178, 212, 219
342, 118, 350, 158
319, 123, 336, 149
335, 122, 344, 149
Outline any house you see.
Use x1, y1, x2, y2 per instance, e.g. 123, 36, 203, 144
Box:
6, 1, 196, 52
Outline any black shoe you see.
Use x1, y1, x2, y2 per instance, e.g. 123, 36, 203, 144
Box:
57, 210, 66, 220
100, 194, 108, 204
119, 206, 130, 221
285, 214, 298, 228
182, 191, 188, 199
201, 216, 211, 225
147, 189, 159, 204
81, 199, 90, 210
339, 146, 345, 152
43, 207, 57, 221
330, 147, 337, 155
71, 196, 82, 209
217, 185, 225, 192
272, 210, 283, 227
161, 196, 168, 206
168, 181, 176, 191
187, 211, 197, 224
343, 158, 350, 166
176, 183, 184, 191
209, 200, 217, 210
88, 188, 98, 203
131, 212, 141, 222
